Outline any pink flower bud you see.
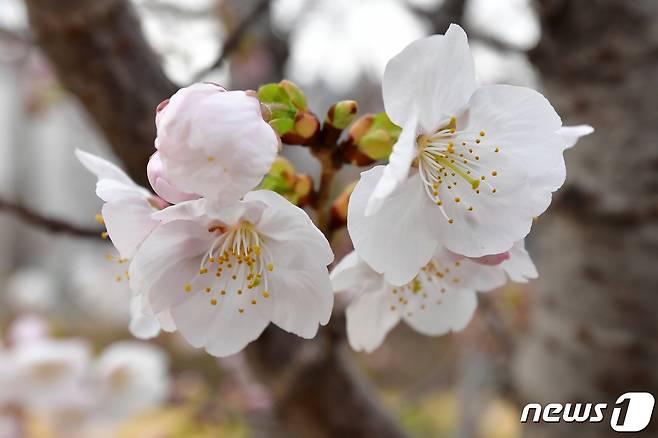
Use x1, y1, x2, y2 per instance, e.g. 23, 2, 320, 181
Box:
155, 83, 278, 202
147, 152, 199, 204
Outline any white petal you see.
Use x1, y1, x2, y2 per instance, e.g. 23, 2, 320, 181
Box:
432, 249, 507, 293
501, 240, 538, 283
432, 84, 564, 257
348, 167, 439, 286
102, 198, 159, 259
403, 287, 477, 336
346, 286, 400, 353
265, 267, 334, 338
365, 115, 419, 216
330, 251, 381, 292
129, 220, 213, 313
247, 190, 333, 268
75, 149, 136, 188
383, 24, 476, 131
171, 290, 269, 357
557, 124, 594, 150
129, 296, 161, 340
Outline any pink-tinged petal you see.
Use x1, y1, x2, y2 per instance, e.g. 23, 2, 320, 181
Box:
246, 190, 333, 268
129, 221, 213, 313
501, 240, 537, 283
346, 286, 401, 353
403, 287, 477, 336
348, 166, 439, 286
147, 152, 199, 204
101, 197, 159, 260
469, 252, 511, 266
383, 24, 476, 131
171, 290, 269, 357
557, 124, 594, 150
365, 114, 419, 216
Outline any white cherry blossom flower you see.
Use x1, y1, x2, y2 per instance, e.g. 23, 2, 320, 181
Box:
11, 337, 93, 413
128, 190, 334, 357
348, 24, 590, 285
90, 341, 169, 422
331, 240, 536, 353
155, 83, 279, 203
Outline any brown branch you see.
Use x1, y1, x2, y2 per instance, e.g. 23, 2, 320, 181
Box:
0, 197, 103, 238
193, 0, 271, 81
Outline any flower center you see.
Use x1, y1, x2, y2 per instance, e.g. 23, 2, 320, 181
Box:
182, 221, 273, 313
416, 117, 500, 223
387, 258, 464, 317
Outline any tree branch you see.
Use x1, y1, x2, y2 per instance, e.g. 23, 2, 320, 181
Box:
0, 197, 102, 237
193, 0, 271, 81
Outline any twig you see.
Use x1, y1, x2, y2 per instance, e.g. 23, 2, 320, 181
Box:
0, 197, 103, 238
311, 148, 339, 236
193, 0, 270, 81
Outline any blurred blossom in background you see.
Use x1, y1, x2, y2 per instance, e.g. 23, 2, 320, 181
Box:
0, 0, 650, 437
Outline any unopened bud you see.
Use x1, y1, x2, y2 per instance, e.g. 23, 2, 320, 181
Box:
282, 112, 321, 145
259, 157, 314, 206
279, 80, 307, 110
347, 114, 374, 145
326, 100, 358, 130
330, 181, 357, 229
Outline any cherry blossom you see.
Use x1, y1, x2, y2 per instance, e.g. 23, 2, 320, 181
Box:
331, 240, 536, 352
347, 24, 593, 286
128, 190, 334, 357
155, 83, 279, 203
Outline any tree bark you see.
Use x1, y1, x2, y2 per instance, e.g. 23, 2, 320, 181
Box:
25, 0, 177, 186
24, 1, 407, 436
515, 1, 658, 436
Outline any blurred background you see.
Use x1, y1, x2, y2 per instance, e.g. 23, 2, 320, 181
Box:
0, 0, 656, 437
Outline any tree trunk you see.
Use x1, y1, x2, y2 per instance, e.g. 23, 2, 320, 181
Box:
515, 1, 658, 436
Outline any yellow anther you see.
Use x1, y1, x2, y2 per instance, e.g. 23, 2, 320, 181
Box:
262, 291, 270, 298
205, 287, 211, 293
492, 188, 497, 194
220, 290, 226, 295
480, 131, 486, 136
199, 268, 208, 274
210, 298, 218, 305
267, 263, 274, 272
475, 139, 481, 144
101, 232, 109, 239
207, 155, 215, 162
454, 197, 461, 203
448, 219, 454, 224
94, 214, 105, 225
237, 289, 242, 295
209, 257, 215, 263
491, 170, 498, 176
251, 299, 257, 305
238, 308, 244, 314
184, 283, 192, 293
115, 275, 122, 282
495, 147, 500, 153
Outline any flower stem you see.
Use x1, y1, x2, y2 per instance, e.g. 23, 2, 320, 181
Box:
312, 148, 339, 237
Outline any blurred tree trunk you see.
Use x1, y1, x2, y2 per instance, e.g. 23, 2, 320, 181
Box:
516, 1, 658, 436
